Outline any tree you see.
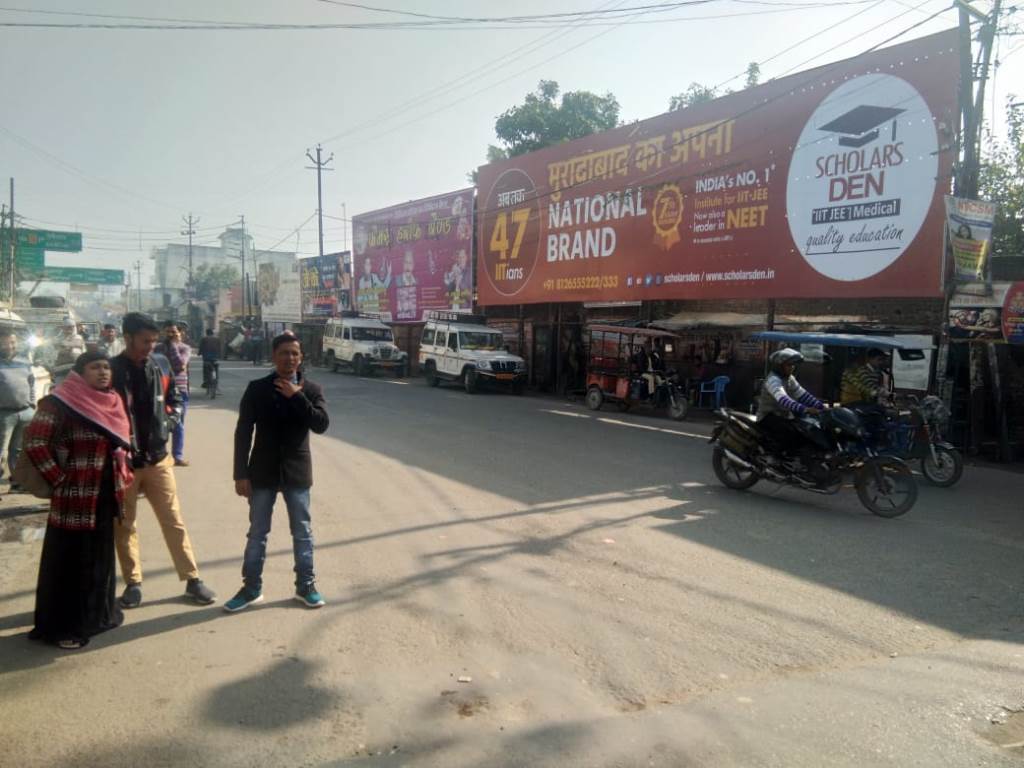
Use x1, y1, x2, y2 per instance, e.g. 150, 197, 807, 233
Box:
471, 80, 620, 180
669, 83, 718, 111
668, 61, 760, 112
191, 262, 239, 301
979, 100, 1024, 255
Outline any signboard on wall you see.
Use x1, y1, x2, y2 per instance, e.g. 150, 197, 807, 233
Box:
476, 29, 959, 306
299, 252, 348, 320
352, 188, 474, 323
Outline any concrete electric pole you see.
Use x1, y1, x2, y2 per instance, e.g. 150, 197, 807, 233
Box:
305, 144, 334, 258
181, 213, 199, 299
133, 260, 143, 310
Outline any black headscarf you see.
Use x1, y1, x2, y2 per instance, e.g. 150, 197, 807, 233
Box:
73, 350, 110, 375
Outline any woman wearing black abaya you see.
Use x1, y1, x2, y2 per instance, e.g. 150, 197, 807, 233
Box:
26, 351, 133, 649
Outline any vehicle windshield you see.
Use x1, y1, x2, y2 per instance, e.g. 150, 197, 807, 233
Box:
352, 327, 393, 342
459, 332, 504, 351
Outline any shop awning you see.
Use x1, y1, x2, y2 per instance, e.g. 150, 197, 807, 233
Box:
653, 311, 766, 331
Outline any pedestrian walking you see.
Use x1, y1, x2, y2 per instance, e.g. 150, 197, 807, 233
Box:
0, 330, 36, 493
25, 351, 132, 649
225, 332, 329, 612
156, 323, 191, 467
110, 313, 216, 609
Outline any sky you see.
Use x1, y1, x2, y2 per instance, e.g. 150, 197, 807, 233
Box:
1, 0, 1021, 287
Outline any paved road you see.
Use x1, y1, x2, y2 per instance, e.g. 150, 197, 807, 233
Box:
1, 363, 1023, 767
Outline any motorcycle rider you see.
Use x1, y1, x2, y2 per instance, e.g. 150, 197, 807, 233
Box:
756, 348, 825, 461
839, 348, 889, 407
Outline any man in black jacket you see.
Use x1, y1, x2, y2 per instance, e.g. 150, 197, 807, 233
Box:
225, 332, 330, 612
111, 313, 216, 608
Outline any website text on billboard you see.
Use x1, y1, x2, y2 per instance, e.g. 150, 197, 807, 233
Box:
475, 29, 959, 305
352, 188, 474, 323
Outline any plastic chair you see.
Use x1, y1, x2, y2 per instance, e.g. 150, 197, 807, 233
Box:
698, 375, 730, 409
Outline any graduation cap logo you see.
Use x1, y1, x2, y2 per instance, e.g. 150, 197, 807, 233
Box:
818, 105, 905, 148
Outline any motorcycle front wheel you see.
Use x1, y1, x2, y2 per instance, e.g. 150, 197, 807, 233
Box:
712, 447, 759, 490
855, 457, 917, 518
920, 445, 963, 487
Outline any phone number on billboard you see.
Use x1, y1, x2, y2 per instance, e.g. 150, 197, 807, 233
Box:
542, 275, 619, 292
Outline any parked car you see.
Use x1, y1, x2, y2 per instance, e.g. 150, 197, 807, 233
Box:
419, 311, 526, 394
322, 313, 408, 377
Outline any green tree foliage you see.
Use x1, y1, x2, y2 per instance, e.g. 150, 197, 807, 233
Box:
668, 62, 760, 112
192, 262, 239, 301
470, 80, 620, 181
669, 83, 718, 111
494, 80, 621, 156
979, 101, 1024, 255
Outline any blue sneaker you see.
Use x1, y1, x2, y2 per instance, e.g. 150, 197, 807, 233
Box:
223, 587, 263, 613
294, 583, 325, 609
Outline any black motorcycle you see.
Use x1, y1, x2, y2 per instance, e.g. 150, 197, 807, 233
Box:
709, 407, 918, 518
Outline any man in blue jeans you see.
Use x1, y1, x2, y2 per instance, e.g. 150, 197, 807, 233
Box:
225, 332, 330, 612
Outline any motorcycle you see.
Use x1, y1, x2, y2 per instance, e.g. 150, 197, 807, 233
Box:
709, 406, 918, 518
853, 395, 963, 488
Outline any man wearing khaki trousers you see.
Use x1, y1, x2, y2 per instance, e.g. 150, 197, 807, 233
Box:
111, 313, 216, 608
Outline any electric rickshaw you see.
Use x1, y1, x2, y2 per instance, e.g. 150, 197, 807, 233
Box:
583, 325, 689, 421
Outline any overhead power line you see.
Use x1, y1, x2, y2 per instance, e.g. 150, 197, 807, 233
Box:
0, 1, 889, 30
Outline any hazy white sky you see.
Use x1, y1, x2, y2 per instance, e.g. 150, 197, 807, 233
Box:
1, 0, 1019, 283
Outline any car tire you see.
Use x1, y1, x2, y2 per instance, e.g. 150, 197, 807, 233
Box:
424, 361, 439, 387
585, 386, 604, 411
354, 355, 369, 377
325, 351, 338, 373
464, 368, 478, 394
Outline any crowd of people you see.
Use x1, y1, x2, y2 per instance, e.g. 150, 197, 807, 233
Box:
0, 313, 330, 650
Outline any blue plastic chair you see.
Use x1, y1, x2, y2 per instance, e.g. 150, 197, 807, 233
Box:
698, 375, 730, 409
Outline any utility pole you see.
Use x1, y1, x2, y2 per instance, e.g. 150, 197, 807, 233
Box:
133, 260, 143, 310
239, 215, 248, 319
955, 0, 1002, 197
8, 178, 15, 304
305, 144, 334, 258
181, 213, 199, 299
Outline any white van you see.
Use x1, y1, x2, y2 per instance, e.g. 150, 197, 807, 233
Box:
322, 313, 408, 377
418, 311, 527, 394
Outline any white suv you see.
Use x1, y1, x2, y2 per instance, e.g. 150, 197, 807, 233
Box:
322, 314, 408, 377
419, 312, 527, 394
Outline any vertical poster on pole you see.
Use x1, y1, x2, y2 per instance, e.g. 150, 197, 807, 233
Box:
945, 196, 996, 282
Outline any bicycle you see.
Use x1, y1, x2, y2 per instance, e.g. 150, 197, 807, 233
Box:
203, 360, 219, 400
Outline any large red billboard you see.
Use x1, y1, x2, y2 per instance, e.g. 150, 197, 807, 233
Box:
476, 29, 960, 306
352, 188, 474, 323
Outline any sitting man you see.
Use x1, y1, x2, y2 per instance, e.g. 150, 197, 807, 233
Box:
198, 329, 222, 388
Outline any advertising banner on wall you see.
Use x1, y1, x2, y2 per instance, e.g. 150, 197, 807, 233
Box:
259, 260, 302, 324
1001, 282, 1024, 344
475, 29, 959, 306
352, 188, 474, 323
945, 196, 996, 281
949, 282, 1009, 341
300, 252, 349, 320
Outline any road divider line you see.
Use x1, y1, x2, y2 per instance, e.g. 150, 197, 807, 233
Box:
540, 408, 710, 440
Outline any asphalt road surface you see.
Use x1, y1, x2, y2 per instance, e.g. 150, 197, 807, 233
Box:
1, 362, 1023, 767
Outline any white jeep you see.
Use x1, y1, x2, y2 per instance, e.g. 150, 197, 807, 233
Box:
322, 314, 408, 377
418, 312, 527, 394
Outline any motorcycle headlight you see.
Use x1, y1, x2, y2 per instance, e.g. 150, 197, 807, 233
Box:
476, 360, 491, 370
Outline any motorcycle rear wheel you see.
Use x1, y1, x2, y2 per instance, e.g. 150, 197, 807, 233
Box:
855, 457, 917, 518
712, 447, 759, 490
920, 445, 963, 487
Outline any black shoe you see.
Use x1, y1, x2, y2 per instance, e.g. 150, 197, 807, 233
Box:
120, 583, 142, 609
185, 578, 216, 605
